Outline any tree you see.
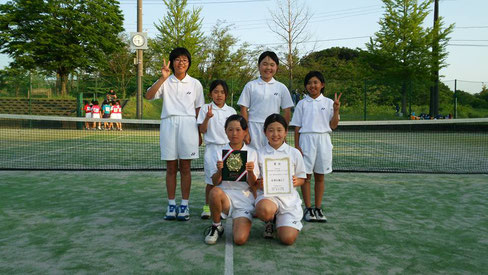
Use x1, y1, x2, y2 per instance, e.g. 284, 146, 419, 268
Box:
365, 0, 453, 115
100, 35, 136, 99
268, 0, 311, 91
202, 22, 255, 83
0, 0, 124, 96
151, 0, 205, 77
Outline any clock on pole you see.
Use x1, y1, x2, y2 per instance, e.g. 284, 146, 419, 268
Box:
130, 32, 148, 50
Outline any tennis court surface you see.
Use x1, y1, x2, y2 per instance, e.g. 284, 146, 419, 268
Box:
1, 171, 487, 274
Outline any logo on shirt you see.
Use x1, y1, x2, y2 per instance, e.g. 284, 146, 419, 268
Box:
321, 107, 326, 110
191, 152, 196, 156
292, 221, 298, 224
274, 93, 279, 96
186, 91, 192, 95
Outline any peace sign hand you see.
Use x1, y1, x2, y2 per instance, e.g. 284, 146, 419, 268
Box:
333, 92, 342, 113
161, 59, 171, 79
206, 104, 214, 119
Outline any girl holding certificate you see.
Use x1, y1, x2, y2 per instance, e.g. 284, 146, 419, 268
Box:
204, 115, 259, 245
290, 71, 341, 223
255, 114, 307, 245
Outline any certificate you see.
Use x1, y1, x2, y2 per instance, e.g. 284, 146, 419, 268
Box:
222, 150, 247, 182
263, 157, 293, 196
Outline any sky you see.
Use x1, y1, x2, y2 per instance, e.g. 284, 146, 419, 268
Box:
1, 0, 487, 93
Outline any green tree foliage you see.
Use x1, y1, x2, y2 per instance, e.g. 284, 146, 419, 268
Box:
0, 0, 125, 96
0, 67, 29, 97
151, 0, 205, 77
202, 22, 255, 84
299, 47, 368, 106
365, 0, 453, 115
99, 35, 135, 99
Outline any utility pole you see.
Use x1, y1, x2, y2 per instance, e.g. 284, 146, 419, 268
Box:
136, 0, 143, 119
431, 0, 440, 117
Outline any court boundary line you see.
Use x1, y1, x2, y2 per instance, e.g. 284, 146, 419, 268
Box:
225, 217, 233, 275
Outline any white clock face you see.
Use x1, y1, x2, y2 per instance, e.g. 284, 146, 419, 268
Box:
132, 34, 145, 47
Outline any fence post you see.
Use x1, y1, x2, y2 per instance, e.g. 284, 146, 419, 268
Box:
408, 80, 412, 116
363, 80, 367, 121
77, 92, 83, 129
454, 79, 457, 118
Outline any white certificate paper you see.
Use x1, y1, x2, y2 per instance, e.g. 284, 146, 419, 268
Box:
263, 157, 293, 196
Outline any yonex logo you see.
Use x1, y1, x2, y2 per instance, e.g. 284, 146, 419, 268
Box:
191, 152, 196, 156
245, 211, 249, 214
274, 93, 279, 96
321, 107, 326, 110
292, 221, 298, 224
186, 91, 192, 95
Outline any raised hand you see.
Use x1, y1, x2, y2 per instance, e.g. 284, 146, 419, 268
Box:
333, 92, 342, 112
206, 105, 214, 119
216, 160, 223, 171
245, 161, 254, 173
161, 58, 171, 79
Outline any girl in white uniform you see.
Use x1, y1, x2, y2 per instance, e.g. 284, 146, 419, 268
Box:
237, 51, 294, 150
145, 47, 205, 222
255, 114, 306, 245
290, 71, 341, 223
197, 80, 237, 219
204, 115, 259, 245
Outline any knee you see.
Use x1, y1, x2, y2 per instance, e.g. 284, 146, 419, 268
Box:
233, 235, 248, 246
255, 206, 274, 221
279, 235, 297, 246
209, 188, 223, 203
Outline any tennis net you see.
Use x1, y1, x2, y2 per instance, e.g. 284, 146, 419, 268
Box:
1, 114, 487, 173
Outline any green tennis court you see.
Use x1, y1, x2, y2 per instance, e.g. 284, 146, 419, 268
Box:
1, 171, 487, 273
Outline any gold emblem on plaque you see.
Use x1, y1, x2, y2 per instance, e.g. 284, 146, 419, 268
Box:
226, 153, 242, 172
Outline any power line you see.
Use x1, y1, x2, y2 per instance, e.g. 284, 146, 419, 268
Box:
447, 43, 488, 47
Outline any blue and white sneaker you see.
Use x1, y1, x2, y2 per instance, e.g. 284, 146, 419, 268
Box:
164, 204, 177, 220
177, 205, 190, 221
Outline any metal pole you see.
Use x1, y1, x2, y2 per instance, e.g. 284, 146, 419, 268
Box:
432, 0, 440, 116
454, 79, 457, 118
363, 80, 367, 121
136, 0, 143, 119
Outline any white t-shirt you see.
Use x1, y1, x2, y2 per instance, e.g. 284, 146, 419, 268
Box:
257, 142, 306, 208
290, 94, 335, 133
208, 143, 260, 191
148, 74, 204, 119
197, 102, 237, 145
237, 77, 294, 123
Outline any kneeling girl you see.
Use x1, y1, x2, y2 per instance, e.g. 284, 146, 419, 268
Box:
255, 114, 306, 245
204, 115, 259, 245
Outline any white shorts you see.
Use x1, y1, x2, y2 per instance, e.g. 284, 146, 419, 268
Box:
299, 133, 333, 174
204, 143, 226, 185
220, 188, 255, 221
92, 113, 100, 119
85, 113, 91, 118
255, 194, 303, 231
111, 113, 122, 119
249, 121, 267, 150
160, 116, 199, 160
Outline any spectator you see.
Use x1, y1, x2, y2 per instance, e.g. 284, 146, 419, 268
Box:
107, 89, 117, 101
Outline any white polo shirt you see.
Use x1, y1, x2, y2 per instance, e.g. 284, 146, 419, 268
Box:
208, 143, 260, 191
148, 74, 204, 119
197, 102, 237, 145
290, 94, 335, 133
257, 142, 306, 207
237, 77, 294, 123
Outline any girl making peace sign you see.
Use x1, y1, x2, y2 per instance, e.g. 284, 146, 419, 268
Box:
197, 80, 237, 219
290, 71, 342, 223
145, 47, 205, 222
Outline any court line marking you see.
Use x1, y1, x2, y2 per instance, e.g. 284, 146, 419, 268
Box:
225, 217, 234, 275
